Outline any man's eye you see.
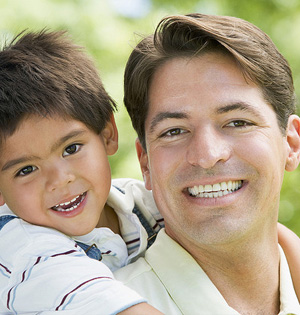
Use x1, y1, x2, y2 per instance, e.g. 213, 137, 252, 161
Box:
16, 165, 37, 177
162, 128, 186, 137
227, 120, 252, 128
63, 144, 82, 156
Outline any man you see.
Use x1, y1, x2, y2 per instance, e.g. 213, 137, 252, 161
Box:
115, 14, 300, 314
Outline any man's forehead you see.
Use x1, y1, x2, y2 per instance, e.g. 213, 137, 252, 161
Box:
145, 52, 274, 122
149, 56, 257, 104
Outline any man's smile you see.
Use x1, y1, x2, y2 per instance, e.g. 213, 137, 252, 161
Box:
51, 192, 87, 212
188, 180, 243, 198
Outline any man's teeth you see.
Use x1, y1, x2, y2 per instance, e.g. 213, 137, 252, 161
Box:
188, 180, 242, 198
52, 193, 85, 212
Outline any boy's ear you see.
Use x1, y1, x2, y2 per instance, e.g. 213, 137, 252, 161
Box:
135, 138, 152, 191
285, 115, 300, 171
101, 115, 118, 156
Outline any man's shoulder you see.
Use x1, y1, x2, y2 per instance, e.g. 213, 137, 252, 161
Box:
114, 230, 169, 287
114, 255, 171, 311
114, 256, 152, 283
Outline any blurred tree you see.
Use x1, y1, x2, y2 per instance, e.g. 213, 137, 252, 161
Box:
0, 0, 299, 235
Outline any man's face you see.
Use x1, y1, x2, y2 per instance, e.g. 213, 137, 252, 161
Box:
137, 52, 299, 249
0, 115, 117, 236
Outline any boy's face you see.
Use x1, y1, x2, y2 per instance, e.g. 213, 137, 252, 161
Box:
0, 115, 118, 236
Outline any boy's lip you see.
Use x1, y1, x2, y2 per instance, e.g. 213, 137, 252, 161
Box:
51, 192, 87, 212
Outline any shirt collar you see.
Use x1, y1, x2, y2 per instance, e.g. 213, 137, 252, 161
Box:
278, 245, 300, 314
145, 229, 239, 314
145, 229, 300, 314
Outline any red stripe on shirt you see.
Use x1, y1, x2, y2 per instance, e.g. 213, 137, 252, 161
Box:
125, 238, 140, 245
7, 287, 12, 309
51, 250, 78, 257
0, 263, 11, 274
55, 276, 113, 310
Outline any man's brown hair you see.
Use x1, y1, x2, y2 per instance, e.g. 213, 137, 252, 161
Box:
124, 13, 295, 148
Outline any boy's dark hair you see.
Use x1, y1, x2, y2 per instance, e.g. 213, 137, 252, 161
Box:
0, 29, 116, 146
124, 13, 296, 149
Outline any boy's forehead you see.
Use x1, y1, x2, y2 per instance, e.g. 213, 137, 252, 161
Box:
0, 115, 89, 160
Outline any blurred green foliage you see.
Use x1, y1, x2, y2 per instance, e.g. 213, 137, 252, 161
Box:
0, 0, 299, 235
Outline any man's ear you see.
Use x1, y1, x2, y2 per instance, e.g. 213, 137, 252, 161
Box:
135, 138, 152, 191
285, 114, 300, 172
101, 115, 118, 156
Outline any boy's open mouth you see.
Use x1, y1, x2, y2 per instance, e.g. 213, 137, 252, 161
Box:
51, 192, 87, 212
188, 180, 243, 198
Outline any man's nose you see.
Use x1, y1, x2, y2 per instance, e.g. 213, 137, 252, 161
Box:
45, 161, 76, 192
186, 126, 231, 169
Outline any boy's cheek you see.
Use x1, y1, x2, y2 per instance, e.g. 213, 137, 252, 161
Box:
0, 192, 5, 206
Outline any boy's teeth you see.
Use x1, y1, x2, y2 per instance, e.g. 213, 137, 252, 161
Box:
52, 193, 85, 212
57, 195, 79, 207
188, 180, 242, 198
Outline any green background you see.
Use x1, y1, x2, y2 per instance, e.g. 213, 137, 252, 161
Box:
1, 0, 300, 235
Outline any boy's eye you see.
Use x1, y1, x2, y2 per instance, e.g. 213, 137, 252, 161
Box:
63, 144, 82, 157
16, 165, 37, 177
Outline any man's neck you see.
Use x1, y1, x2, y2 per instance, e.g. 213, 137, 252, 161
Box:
200, 248, 280, 314
171, 229, 281, 314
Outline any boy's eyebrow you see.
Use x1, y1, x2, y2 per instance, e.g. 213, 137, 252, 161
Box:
1, 129, 87, 172
149, 111, 189, 132
1, 156, 38, 172
50, 129, 87, 153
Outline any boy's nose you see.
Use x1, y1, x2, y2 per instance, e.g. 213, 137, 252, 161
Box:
45, 163, 76, 192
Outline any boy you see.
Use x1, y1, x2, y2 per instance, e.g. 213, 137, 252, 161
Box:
0, 29, 298, 314
0, 30, 162, 314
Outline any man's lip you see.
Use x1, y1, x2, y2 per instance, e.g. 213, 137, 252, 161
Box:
185, 180, 245, 196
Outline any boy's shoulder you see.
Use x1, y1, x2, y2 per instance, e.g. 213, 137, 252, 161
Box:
0, 203, 70, 239
0, 204, 76, 262
109, 177, 163, 224
109, 178, 164, 257
111, 177, 147, 192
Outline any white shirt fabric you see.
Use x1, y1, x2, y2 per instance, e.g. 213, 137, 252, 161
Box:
0, 178, 164, 314
75, 178, 164, 270
115, 229, 300, 315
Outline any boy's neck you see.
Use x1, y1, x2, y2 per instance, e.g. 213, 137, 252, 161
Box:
97, 204, 121, 235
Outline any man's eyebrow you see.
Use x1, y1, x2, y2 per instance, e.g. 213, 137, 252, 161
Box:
148, 102, 264, 133
1, 129, 87, 172
216, 102, 264, 119
149, 111, 189, 132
